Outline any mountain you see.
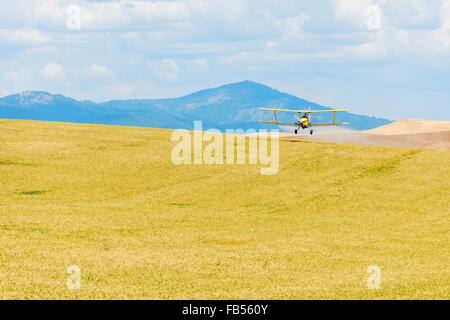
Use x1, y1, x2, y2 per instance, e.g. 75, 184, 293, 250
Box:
0, 81, 391, 131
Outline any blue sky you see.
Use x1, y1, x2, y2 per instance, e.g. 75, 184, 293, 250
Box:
0, 0, 449, 120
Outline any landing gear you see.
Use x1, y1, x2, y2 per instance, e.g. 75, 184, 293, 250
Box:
294, 129, 298, 134
310, 129, 313, 135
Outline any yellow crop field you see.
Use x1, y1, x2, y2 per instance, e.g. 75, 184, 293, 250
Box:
0, 119, 448, 299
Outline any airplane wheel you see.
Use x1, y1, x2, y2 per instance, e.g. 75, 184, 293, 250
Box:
294, 129, 298, 134
310, 129, 313, 135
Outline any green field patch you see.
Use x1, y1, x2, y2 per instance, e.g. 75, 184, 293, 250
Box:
358, 149, 422, 177
329, 150, 423, 187
203, 239, 251, 246
0, 160, 36, 167
17, 190, 48, 195
0, 223, 50, 234
122, 143, 142, 147
0, 161, 20, 165
168, 202, 191, 207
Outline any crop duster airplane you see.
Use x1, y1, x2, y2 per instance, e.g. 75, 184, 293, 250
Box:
260, 106, 349, 135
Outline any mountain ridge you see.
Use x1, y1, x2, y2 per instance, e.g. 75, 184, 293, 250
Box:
0, 81, 392, 131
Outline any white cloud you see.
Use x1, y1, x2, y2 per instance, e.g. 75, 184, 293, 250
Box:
443, 0, 450, 28
163, 59, 179, 72
0, 0, 448, 118
23, 45, 60, 55
192, 58, 209, 69
0, 27, 51, 46
382, 0, 443, 30
113, 84, 135, 97
41, 62, 64, 80
280, 13, 311, 39
336, 0, 373, 24
3, 68, 34, 92
1, 89, 11, 98
84, 64, 115, 78
148, 59, 180, 81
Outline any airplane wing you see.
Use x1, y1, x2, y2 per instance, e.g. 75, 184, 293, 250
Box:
307, 122, 349, 126
259, 108, 350, 113
259, 107, 349, 126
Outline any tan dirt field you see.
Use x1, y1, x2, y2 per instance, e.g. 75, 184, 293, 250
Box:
283, 119, 450, 150
365, 119, 450, 135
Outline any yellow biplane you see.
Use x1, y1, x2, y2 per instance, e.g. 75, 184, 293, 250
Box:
260, 106, 349, 135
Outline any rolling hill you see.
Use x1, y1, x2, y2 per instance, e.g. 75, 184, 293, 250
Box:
0, 81, 391, 131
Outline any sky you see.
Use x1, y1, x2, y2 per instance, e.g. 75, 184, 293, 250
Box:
0, 0, 449, 120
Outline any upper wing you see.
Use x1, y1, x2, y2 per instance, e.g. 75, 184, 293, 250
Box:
259, 108, 349, 113
260, 107, 350, 126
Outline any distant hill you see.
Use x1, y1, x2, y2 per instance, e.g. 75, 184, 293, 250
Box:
0, 81, 391, 131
